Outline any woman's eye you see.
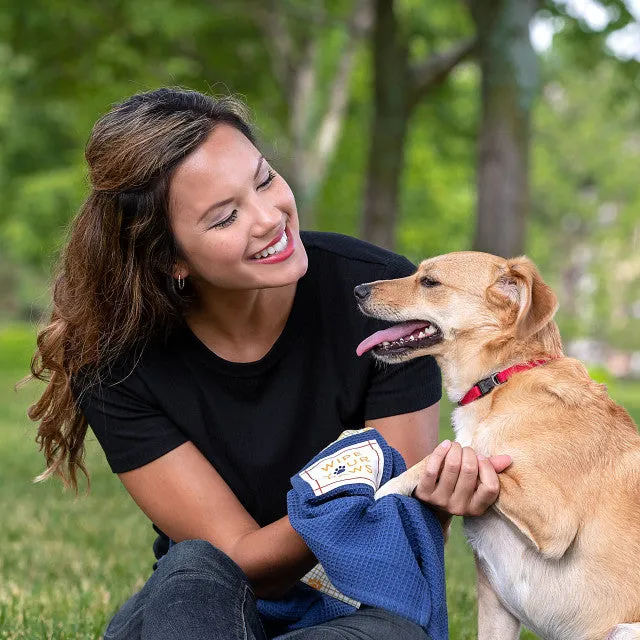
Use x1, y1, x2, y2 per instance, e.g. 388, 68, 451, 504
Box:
212, 210, 238, 229
209, 168, 275, 230
258, 169, 276, 190
420, 276, 440, 288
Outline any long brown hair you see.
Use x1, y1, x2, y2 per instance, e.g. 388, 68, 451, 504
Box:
29, 88, 256, 492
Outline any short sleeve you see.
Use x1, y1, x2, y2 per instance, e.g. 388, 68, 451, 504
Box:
74, 367, 188, 474
363, 253, 442, 421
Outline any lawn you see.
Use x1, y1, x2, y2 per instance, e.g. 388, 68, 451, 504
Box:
1, 324, 639, 639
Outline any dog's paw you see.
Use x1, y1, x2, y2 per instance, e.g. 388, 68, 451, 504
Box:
374, 464, 425, 500
374, 477, 411, 500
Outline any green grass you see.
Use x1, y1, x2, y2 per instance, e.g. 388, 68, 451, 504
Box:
1, 324, 639, 639
0, 326, 155, 639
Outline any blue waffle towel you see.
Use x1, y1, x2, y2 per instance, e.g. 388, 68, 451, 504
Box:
257, 429, 448, 640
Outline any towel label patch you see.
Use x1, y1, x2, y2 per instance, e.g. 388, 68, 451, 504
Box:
301, 439, 384, 496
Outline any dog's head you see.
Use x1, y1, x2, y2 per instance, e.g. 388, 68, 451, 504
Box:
355, 251, 559, 364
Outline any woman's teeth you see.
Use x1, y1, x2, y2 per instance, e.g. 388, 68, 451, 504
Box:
253, 230, 288, 260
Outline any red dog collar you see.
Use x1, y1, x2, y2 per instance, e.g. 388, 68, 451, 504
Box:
458, 359, 554, 407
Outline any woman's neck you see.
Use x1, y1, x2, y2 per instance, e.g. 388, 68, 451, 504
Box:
184, 284, 297, 362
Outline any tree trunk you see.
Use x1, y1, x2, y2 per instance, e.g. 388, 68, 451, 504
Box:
360, 0, 476, 250
360, 0, 411, 250
470, 0, 538, 258
257, 0, 372, 230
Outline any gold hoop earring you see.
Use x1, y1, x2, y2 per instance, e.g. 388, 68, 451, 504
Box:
177, 274, 185, 290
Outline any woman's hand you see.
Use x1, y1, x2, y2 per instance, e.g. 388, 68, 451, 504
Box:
413, 440, 512, 520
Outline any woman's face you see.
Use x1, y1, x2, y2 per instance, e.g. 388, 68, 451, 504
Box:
168, 124, 308, 295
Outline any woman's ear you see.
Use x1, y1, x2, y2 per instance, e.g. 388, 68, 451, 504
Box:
490, 256, 558, 339
172, 260, 189, 280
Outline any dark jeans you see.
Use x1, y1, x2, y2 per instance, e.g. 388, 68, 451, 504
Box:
104, 539, 429, 640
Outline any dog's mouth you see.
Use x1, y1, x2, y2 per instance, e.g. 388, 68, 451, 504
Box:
356, 320, 443, 358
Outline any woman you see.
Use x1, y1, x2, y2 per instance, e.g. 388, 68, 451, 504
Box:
30, 88, 510, 640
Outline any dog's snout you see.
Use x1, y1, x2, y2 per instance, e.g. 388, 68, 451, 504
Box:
354, 284, 371, 301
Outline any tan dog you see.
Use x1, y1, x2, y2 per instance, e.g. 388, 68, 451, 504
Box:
355, 252, 640, 640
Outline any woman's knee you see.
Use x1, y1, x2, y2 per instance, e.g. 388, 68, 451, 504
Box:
141, 540, 265, 639
104, 542, 259, 640
156, 539, 249, 587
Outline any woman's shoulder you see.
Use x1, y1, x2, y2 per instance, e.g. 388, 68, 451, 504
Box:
301, 231, 417, 278
73, 327, 186, 395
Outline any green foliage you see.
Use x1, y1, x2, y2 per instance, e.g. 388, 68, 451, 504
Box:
543, 0, 639, 82
400, 0, 474, 54
0, 0, 638, 350
4, 166, 86, 268
398, 65, 479, 262
0, 324, 36, 372
316, 21, 480, 261
530, 54, 640, 349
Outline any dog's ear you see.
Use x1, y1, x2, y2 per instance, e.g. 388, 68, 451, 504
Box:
489, 256, 558, 339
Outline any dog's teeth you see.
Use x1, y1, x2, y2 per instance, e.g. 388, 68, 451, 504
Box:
418, 331, 425, 339
382, 341, 390, 346
409, 335, 415, 341
398, 338, 404, 343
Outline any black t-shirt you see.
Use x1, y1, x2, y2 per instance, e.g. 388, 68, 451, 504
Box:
77, 231, 442, 558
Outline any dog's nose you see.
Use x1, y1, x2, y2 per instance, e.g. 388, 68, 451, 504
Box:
354, 284, 371, 300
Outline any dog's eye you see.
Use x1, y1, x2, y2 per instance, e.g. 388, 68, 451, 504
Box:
420, 276, 440, 288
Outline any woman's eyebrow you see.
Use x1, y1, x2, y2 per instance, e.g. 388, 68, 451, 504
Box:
198, 155, 265, 224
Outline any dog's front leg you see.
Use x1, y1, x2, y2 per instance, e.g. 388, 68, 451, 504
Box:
476, 558, 520, 640
374, 457, 429, 499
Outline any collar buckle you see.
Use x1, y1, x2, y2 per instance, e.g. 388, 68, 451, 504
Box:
459, 358, 555, 407
476, 373, 503, 397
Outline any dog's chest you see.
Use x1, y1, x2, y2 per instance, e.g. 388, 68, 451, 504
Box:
464, 512, 533, 609
464, 512, 584, 640
451, 406, 495, 452
453, 408, 590, 639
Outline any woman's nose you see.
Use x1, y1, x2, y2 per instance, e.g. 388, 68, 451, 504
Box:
249, 194, 281, 233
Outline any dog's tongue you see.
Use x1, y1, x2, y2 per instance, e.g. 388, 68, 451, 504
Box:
356, 321, 430, 356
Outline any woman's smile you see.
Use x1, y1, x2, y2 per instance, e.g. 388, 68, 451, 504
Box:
249, 226, 295, 263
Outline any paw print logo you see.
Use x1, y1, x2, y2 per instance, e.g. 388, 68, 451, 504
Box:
334, 465, 346, 476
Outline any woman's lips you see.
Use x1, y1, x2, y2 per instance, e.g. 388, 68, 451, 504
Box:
256, 228, 286, 254
250, 227, 295, 264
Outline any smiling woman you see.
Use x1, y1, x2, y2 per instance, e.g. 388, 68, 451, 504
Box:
27, 88, 501, 640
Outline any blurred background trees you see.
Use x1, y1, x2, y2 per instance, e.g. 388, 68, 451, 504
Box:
1, 0, 639, 370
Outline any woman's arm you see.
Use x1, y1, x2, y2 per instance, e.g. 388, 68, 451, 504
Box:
367, 403, 440, 467
118, 441, 316, 599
